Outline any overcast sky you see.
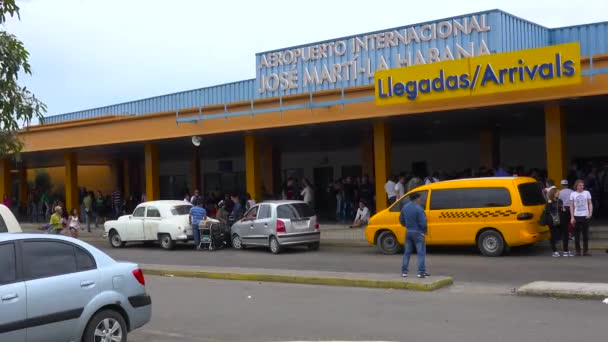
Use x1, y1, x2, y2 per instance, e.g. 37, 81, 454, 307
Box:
6, 0, 608, 116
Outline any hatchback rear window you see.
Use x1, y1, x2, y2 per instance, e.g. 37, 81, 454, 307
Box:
518, 182, 546, 206
277, 203, 314, 219
0, 215, 7, 233
171, 205, 192, 216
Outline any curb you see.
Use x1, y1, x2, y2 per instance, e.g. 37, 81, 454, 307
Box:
142, 268, 454, 291
516, 281, 608, 300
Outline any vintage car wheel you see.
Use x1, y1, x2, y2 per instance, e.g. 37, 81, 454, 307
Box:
159, 234, 175, 250
109, 231, 125, 248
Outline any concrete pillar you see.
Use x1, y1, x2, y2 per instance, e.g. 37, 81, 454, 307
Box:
0, 159, 11, 203
373, 121, 391, 212
144, 144, 160, 201
545, 103, 567, 183
64, 152, 79, 211
245, 133, 261, 202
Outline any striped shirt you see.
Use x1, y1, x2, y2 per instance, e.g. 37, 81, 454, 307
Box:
190, 206, 206, 226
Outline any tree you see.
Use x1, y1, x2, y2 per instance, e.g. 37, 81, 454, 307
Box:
0, 0, 46, 159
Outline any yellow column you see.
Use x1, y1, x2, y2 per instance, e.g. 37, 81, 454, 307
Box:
0, 159, 11, 202
361, 134, 374, 178
261, 139, 274, 196
64, 152, 79, 211
373, 121, 391, 212
19, 165, 28, 208
190, 149, 201, 192
245, 134, 261, 202
480, 128, 496, 169
144, 144, 160, 201
545, 103, 567, 183
122, 159, 131, 200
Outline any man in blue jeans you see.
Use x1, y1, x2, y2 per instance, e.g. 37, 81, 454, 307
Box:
189, 199, 207, 250
400, 192, 430, 279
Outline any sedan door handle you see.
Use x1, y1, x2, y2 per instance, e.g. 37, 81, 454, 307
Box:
1, 293, 18, 302
80, 280, 95, 288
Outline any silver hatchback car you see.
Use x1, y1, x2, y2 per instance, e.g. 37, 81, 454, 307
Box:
230, 200, 320, 254
0, 233, 151, 342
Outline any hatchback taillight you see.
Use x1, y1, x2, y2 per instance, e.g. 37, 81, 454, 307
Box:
132, 269, 146, 286
276, 220, 286, 233
315, 223, 320, 231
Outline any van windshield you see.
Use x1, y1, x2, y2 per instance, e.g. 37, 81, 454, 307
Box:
518, 182, 546, 206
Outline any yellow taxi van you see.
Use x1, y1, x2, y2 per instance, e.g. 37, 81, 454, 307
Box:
365, 177, 549, 256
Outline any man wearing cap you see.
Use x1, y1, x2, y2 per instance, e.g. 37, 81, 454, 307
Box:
558, 180, 574, 256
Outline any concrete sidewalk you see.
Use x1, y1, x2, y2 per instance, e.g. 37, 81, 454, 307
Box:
517, 281, 608, 299
18, 222, 608, 250
140, 264, 453, 291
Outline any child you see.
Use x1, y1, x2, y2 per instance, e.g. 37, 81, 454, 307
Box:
68, 208, 81, 238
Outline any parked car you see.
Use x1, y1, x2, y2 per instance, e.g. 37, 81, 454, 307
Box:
104, 200, 193, 250
231, 200, 320, 254
0, 233, 151, 342
366, 177, 549, 256
0, 204, 22, 233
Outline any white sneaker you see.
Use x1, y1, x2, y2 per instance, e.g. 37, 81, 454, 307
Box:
552, 252, 561, 257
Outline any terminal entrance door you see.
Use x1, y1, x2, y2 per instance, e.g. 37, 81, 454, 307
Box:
314, 166, 333, 220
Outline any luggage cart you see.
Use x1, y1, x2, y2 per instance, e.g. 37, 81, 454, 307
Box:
198, 219, 227, 251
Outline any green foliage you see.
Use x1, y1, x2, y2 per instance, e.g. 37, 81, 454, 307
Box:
34, 169, 51, 193
0, 0, 46, 157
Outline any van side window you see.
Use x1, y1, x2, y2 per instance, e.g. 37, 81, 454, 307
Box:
430, 188, 511, 210
518, 182, 546, 206
389, 191, 429, 212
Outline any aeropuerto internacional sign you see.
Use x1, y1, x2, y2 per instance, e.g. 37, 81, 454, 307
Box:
374, 42, 581, 105
255, 13, 493, 98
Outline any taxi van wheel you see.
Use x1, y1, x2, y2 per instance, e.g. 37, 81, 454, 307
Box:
159, 234, 175, 250
109, 231, 125, 248
377, 231, 400, 255
478, 230, 506, 257
83, 309, 127, 342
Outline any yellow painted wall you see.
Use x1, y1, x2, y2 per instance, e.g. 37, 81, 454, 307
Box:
27, 165, 113, 195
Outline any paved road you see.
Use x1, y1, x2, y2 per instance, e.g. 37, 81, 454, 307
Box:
89, 241, 608, 288
128, 276, 607, 342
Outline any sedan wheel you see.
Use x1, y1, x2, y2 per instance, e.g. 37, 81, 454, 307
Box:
84, 309, 127, 342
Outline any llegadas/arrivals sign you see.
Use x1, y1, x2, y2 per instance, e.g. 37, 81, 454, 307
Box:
375, 42, 581, 105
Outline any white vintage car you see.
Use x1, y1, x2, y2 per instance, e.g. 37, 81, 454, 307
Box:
0, 204, 22, 233
104, 200, 193, 250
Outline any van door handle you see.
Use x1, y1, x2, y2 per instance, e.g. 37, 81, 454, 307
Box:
1, 293, 18, 302
80, 280, 95, 288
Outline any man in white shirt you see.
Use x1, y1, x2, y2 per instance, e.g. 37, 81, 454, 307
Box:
351, 200, 370, 228
395, 175, 406, 200
569, 180, 593, 256
384, 177, 397, 205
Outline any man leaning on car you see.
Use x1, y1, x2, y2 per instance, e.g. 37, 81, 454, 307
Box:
189, 199, 207, 250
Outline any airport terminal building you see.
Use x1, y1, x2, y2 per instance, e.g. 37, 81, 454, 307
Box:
2, 9, 608, 218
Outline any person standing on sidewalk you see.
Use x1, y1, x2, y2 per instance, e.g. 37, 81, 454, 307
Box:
385, 176, 397, 206
189, 199, 207, 250
545, 188, 562, 257
82, 192, 93, 232
570, 179, 593, 256
558, 180, 574, 256
400, 193, 430, 279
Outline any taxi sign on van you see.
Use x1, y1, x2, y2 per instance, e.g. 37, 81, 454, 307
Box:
375, 42, 581, 105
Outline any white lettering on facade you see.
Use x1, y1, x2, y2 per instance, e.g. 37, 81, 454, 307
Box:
257, 14, 493, 94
